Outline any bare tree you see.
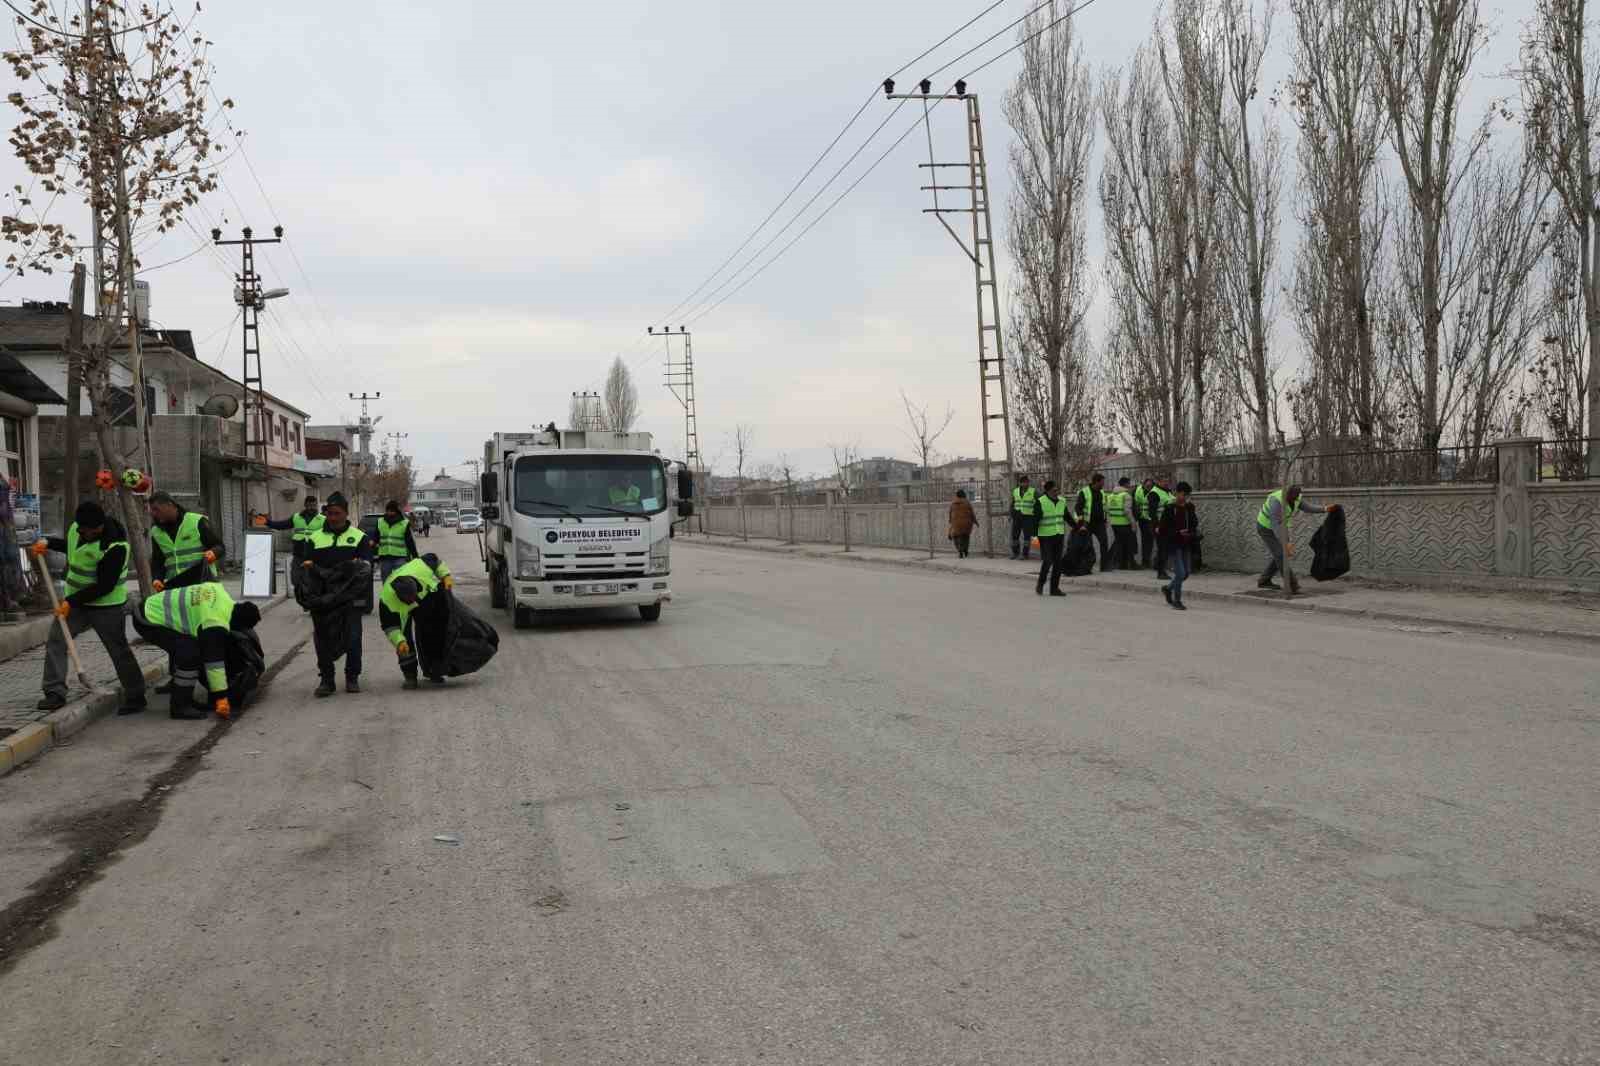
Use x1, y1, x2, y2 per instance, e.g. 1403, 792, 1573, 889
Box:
828, 439, 860, 551
1285, 0, 1394, 445
1533, 227, 1593, 474
901, 390, 954, 558
1004, 0, 1097, 487
566, 394, 588, 431
730, 423, 754, 541
603, 356, 640, 432
4, 1, 226, 593
1210, 0, 1285, 454
1521, 0, 1600, 468
775, 453, 799, 545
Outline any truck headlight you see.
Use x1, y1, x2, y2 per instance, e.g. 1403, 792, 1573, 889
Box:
649, 539, 669, 575
515, 539, 542, 579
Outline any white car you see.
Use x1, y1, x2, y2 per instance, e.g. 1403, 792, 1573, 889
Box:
457, 510, 483, 534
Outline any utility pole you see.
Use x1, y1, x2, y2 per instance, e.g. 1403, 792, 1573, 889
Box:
347, 391, 382, 515
883, 78, 1013, 558
213, 225, 286, 525
384, 431, 409, 471
570, 390, 603, 431
655, 326, 701, 473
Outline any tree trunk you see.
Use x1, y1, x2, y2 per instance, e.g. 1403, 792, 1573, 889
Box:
64, 265, 85, 513
1588, 210, 1600, 473
85, 360, 154, 595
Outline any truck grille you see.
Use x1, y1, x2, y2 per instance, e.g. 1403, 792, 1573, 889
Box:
541, 552, 648, 579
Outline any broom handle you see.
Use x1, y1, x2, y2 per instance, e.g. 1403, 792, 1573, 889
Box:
33, 550, 95, 689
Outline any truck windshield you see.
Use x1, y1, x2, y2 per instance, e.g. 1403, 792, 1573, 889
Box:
514, 455, 668, 518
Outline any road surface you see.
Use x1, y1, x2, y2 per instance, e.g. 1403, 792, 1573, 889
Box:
1, 533, 1596, 1064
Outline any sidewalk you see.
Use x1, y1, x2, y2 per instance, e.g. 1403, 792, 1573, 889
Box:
689, 534, 1600, 642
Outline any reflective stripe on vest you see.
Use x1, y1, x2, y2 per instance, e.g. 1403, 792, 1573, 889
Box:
376, 517, 410, 558
308, 526, 368, 552
1011, 487, 1037, 517
1135, 486, 1149, 520
1036, 495, 1068, 537
152, 511, 215, 578
379, 558, 443, 647
145, 582, 235, 639
64, 523, 129, 607
1257, 489, 1291, 531
291, 511, 325, 543
1077, 487, 1100, 522
1108, 490, 1132, 526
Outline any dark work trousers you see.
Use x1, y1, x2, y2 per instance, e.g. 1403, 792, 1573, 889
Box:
1112, 525, 1137, 570
1009, 512, 1036, 559
313, 606, 364, 682
1086, 522, 1110, 571
43, 605, 146, 701
1257, 525, 1285, 582
952, 533, 971, 558
1155, 537, 1169, 576
1137, 519, 1153, 568
131, 615, 202, 712
1035, 534, 1065, 593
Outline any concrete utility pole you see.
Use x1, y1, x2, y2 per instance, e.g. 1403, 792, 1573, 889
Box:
213, 225, 286, 524
655, 326, 701, 474
570, 391, 603, 431
384, 431, 409, 472
347, 392, 382, 515
883, 78, 1013, 558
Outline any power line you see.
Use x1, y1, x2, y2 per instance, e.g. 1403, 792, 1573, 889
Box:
958, 0, 1104, 82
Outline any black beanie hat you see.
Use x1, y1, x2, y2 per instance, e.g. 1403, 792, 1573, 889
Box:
325, 492, 349, 510
230, 602, 261, 631
74, 501, 107, 528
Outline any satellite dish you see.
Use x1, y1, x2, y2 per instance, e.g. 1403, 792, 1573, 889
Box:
200, 394, 240, 418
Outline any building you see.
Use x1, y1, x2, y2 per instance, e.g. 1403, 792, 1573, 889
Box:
411, 470, 477, 513
842, 457, 921, 488
934, 456, 1011, 483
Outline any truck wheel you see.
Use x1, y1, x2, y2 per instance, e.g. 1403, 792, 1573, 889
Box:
638, 604, 662, 622
489, 566, 506, 608
513, 605, 536, 629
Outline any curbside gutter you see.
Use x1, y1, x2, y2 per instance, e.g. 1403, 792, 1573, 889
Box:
690, 535, 1597, 645
0, 594, 295, 780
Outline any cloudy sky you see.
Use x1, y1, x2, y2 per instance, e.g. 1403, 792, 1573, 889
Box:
2, 0, 1529, 482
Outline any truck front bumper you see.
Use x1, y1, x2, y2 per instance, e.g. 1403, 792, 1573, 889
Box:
515, 578, 671, 609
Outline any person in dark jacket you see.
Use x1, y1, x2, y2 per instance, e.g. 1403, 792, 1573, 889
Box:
947, 489, 978, 558
302, 492, 373, 697
148, 492, 226, 591
1072, 473, 1110, 573
1155, 481, 1200, 611
31, 502, 147, 714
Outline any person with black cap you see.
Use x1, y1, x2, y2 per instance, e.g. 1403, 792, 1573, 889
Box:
1072, 473, 1111, 572
255, 494, 325, 577
30, 501, 148, 714
133, 583, 259, 719
147, 491, 226, 591
301, 491, 373, 697
379, 553, 454, 688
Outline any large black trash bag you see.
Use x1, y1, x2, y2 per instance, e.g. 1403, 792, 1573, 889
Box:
1062, 528, 1096, 577
297, 559, 374, 614
1310, 507, 1350, 581
439, 595, 499, 677
226, 628, 266, 710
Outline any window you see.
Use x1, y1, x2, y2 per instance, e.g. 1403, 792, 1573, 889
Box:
1, 415, 24, 490
290, 422, 302, 453
277, 415, 288, 445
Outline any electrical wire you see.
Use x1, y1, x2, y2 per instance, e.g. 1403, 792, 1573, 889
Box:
2, 0, 163, 39
956, 0, 1105, 82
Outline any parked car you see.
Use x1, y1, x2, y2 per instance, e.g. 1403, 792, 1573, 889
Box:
441, 510, 459, 527
457, 509, 482, 534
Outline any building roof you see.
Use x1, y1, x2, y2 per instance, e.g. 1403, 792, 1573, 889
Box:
417, 475, 475, 492
0, 350, 64, 405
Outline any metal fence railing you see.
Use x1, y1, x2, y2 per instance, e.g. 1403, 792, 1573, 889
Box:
1187, 446, 1499, 491
1538, 438, 1599, 482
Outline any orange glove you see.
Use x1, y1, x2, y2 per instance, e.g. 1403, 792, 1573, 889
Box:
1286, 544, 1296, 559
395, 640, 411, 658
152, 579, 165, 592
441, 576, 454, 591
253, 515, 267, 527
29, 540, 48, 557
203, 550, 217, 564
54, 601, 71, 620
213, 697, 231, 720
301, 560, 314, 569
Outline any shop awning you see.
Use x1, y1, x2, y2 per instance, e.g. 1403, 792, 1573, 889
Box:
0, 350, 65, 409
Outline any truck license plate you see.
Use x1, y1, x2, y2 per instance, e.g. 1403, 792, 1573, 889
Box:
575, 583, 620, 597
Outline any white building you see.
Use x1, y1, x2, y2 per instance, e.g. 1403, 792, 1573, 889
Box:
411, 470, 477, 512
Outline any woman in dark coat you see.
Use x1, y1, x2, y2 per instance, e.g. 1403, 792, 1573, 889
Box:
947, 489, 978, 558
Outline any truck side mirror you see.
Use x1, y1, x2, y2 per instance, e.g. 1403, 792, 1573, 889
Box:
676, 500, 695, 518
481, 504, 499, 521
480, 471, 497, 504
677, 467, 694, 500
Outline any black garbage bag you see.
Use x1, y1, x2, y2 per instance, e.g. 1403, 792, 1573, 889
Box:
1310, 507, 1350, 582
438, 595, 499, 677
226, 628, 266, 709
1062, 528, 1096, 577
297, 559, 374, 615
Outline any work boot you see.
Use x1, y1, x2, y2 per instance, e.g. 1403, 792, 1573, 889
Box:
314, 678, 336, 698
1035, 582, 1044, 596
427, 675, 446, 686
1049, 589, 1066, 597
1162, 585, 1173, 605
1156, 570, 1170, 580
169, 685, 205, 719
346, 678, 361, 694
35, 693, 66, 712
1257, 578, 1280, 590
154, 680, 177, 695
402, 675, 420, 691
116, 695, 148, 716
1173, 599, 1188, 611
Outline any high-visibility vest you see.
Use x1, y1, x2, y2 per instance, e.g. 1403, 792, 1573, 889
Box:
64, 522, 129, 607
306, 525, 368, 553
379, 557, 451, 647
151, 511, 217, 579
1151, 487, 1175, 521
608, 485, 641, 507
1036, 495, 1068, 538
1135, 485, 1149, 520
1257, 488, 1294, 531
143, 584, 236, 693
1077, 486, 1101, 523
376, 516, 411, 558
1108, 490, 1132, 526
1011, 486, 1037, 517
291, 511, 325, 544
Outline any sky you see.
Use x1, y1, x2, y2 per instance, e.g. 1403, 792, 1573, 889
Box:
0, 0, 1532, 483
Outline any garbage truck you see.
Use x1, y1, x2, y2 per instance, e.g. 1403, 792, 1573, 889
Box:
480, 428, 692, 627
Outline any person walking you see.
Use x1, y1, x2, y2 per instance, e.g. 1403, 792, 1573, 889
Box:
1034, 481, 1069, 597
148, 492, 225, 591
302, 493, 373, 697
1257, 484, 1338, 593
1135, 477, 1156, 569
379, 553, 455, 689
375, 499, 419, 582
947, 489, 978, 559
1109, 477, 1138, 570
1156, 481, 1200, 611
1148, 475, 1176, 580
133, 582, 260, 719
31, 501, 148, 715
1073, 473, 1110, 572
1009, 475, 1038, 560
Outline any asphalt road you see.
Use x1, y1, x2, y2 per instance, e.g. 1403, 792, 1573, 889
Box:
1, 533, 1596, 1065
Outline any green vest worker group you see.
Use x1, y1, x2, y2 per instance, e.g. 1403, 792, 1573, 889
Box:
379, 554, 455, 689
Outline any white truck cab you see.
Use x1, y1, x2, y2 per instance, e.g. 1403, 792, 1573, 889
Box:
480, 429, 693, 627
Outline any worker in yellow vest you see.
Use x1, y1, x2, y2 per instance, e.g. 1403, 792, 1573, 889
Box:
1109, 477, 1138, 570
1009, 475, 1038, 560
1149, 476, 1176, 579
1034, 482, 1069, 596
148, 491, 225, 590
30, 501, 148, 715
1257, 484, 1338, 593
1136, 477, 1157, 569
379, 554, 454, 689
256, 494, 325, 571
375, 499, 419, 582
133, 581, 259, 719
1073, 473, 1110, 572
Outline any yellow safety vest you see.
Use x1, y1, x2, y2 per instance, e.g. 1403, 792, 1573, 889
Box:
65, 522, 129, 607
1012, 486, 1037, 517
379, 557, 451, 647
1258, 489, 1292, 531
376, 516, 411, 558
1036, 495, 1068, 538
1108, 490, 1132, 526
143, 584, 236, 693
151, 511, 217, 579
291, 511, 325, 544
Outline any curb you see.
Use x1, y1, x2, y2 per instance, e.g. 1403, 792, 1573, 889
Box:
0, 593, 296, 780
0, 616, 53, 663
691, 536, 1597, 645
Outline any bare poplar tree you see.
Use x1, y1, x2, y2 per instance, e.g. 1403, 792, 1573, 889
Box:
603, 356, 640, 432
901, 391, 954, 558
1534, 228, 1593, 475
776, 453, 798, 545
4, 0, 225, 592
828, 439, 860, 551
1521, 0, 1600, 468
1004, 0, 1097, 487
731, 423, 754, 541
